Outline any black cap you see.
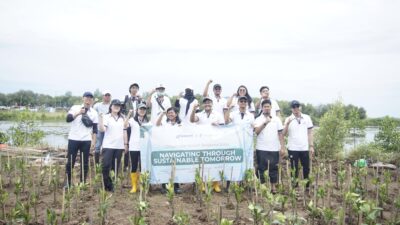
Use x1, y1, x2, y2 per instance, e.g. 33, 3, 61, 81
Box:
82, 91, 94, 98
111, 99, 122, 105
213, 84, 222, 89
238, 96, 248, 102
291, 100, 300, 108
202, 97, 213, 103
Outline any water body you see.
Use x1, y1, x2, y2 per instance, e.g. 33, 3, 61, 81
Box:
0, 121, 379, 150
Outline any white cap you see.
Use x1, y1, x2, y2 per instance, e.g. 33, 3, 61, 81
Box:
102, 90, 111, 95
156, 84, 165, 89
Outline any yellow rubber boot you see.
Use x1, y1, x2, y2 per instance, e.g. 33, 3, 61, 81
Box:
212, 181, 221, 193
130, 172, 138, 193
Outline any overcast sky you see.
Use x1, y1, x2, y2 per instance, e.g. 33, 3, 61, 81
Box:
0, 0, 399, 118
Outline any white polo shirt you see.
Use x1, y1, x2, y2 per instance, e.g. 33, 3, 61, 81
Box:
178, 98, 199, 124
195, 110, 224, 125
102, 114, 125, 149
230, 96, 256, 113
68, 105, 98, 141
254, 116, 283, 151
150, 93, 171, 124
210, 95, 227, 116
285, 113, 313, 151
257, 98, 280, 117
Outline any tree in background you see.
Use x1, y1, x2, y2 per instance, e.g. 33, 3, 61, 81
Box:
348, 108, 366, 149
374, 116, 400, 152
315, 100, 349, 160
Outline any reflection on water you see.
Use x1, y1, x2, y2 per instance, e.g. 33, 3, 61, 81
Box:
0, 121, 380, 151
0, 121, 69, 149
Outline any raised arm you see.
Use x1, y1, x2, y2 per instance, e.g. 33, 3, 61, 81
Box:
203, 79, 212, 97
190, 102, 200, 123
146, 89, 156, 107
156, 111, 166, 126
226, 93, 237, 108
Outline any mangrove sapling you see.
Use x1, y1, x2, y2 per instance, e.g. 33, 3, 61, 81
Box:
225, 167, 234, 210
306, 200, 321, 225
29, 184, 39, 223
172, 211, 190, 225
98, 189, 112, 225
288, 185, 298, 220
243, 169, 255, 199
49, 164, 60, 205
139, 171, 150, 202
93, 163, 102, 192
220, 218, 234, 225
194, 167, 204, 208
219, 170, 226, 191
276, 185, 288, 213
46, 208, 58, 225
231, 182, 244, 222
129, 200, 149, 225
359, 200, 383, 225
0, 181, 8, 220
204, 178, 213, 221
14, 177, 22, 203
166, 182, 175, 218
298, 179, 308, 208
321, 207, 334, 225
248, 202, 265, 225
4, 155, 12, 186
16, 157, 27, 192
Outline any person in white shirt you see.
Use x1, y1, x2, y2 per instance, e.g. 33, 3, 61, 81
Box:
190, 97, 224, 192
65, 91, 98, 188
156, 107, 182, 194
98, 99, 128, 192
255, 86, 281, 118
254, 99, 285, 193
202, 80, 227, 116
283, 100, 314, 189
174, 86, 198, 124
190, 97, 224, 126
124, 103, 149, 193
146, 84, 172, 125
93, 90, 112, 164
227, 85, 256, 114
224, 96, 255, 190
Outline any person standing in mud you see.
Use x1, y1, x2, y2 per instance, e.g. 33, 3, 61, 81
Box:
254, 99, 285, 193
190, 97, 224, 192
283, 100, 314, 189
93, 90, 112, 164
65, 91, 98, 188
123, 83, 145, 171
124, 103, 149, 193
156, 107, 183, 194
98, 99, 128, 192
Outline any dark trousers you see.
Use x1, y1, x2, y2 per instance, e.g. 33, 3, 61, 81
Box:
288, 150, 310, 187
65, 140, 91, 186
102, 148, 123, 191
256, 150, 279, 184
130, 151, 141, 173
124, 127, 132, 169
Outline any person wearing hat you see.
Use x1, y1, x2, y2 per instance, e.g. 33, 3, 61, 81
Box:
254, 99, 285, 193
224, 95, 255, 190
146, 84, 172, 125
93, 90, 112, 164
227, 85, 256, 114
65, 91, 99, 188
283, 100, 314, 189
190, 97, 224, 192
98, 99, 128, 192
123, 83, 145, 171
255, 86, 281, 118
175, 85, 198, 124
202, 79, 227, 116
124, 103, 150, 193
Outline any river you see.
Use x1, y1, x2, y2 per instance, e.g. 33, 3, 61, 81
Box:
0, 121, 379, 150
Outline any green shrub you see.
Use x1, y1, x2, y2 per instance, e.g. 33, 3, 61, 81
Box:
374, 116, 400, 152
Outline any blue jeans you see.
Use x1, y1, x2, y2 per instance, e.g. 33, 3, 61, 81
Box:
95, 131, 105, 153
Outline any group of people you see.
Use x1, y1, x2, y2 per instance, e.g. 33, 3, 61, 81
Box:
64, 80, 314, 194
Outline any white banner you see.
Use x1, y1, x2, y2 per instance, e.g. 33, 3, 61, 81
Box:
140, 124, 254, 184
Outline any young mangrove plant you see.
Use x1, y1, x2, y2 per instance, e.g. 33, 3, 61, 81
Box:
98, 189, 112, 225
231, 181, 244, 222
173, 211, 190, 225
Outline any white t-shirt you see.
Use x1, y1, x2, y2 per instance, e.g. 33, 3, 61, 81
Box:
285, 113, 314, 151
254, 116, 283, 151
128, 118, 141, 151
230, 96, 256, 113
68, 105, 98, 141
257, 98, 280, 117
209, 95, 227, 116
93, 102, 110, 115
195, 110, 224, 125
150, 93, 171, 124
178, 98, 199, 124
102, 114, 125, 149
